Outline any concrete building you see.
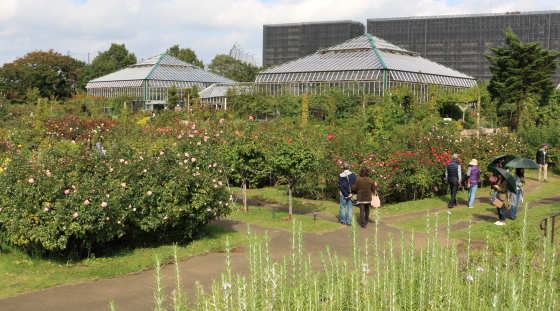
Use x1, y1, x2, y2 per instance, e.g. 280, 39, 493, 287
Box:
367, 11, 560, 82
263, 20, 365, 67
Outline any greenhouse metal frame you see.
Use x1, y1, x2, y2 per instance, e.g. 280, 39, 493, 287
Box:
86, 54, 233, 109
256, 34, 477, 100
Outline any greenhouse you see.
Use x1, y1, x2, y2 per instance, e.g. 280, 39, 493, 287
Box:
256, 34, 477, 98
86, 54, 233, 110
199, 82, 255, 108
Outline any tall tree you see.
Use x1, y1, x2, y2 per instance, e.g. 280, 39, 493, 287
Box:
484, 28, 559, 129
77, 43, 137, 89
0, 50, 83, 103
167, 84, 179, 109
208, 54, 260, 82
166, 45, 204, 68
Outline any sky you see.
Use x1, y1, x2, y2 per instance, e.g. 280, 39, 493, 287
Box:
0, 0, 559, 68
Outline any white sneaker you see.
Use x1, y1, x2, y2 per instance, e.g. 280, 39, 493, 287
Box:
468, 206, 473, 208
495, 221, 505, 226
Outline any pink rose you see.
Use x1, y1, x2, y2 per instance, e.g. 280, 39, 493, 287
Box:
191, 158, 196, 162
147, 191, 152, 196
105, 217, 110, 221
101, 202, 107, 207
72, 185, 76, 189
44, 207, 49, 212
143, 169, 147, 173
163, 215, 168, 220
106, 194, 110, 198
117, 221, 121, 224
119, 159, 125, 163
73, 212, 79, 218
249, 116, 254, 120
160, 151, 164, 156
28, 178, 34, 183
374, 182, 378, 187
84, 200, 90, 205
212, 179, 217, 183
184, 152, 190, 157
121, 183, 126, 187
64, 189, 70, 195
132, 208, 136, 212
46, 171, 52, 177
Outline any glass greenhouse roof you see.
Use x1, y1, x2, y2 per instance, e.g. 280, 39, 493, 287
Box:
257, 34, 476, 87
86, 54, 233, 89
199, 83, 255, 99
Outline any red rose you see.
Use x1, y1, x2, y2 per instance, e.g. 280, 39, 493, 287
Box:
327, 135, 333, 140
288, 139, 293, 143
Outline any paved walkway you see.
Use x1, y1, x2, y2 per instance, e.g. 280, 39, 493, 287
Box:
0, 179, 557, 311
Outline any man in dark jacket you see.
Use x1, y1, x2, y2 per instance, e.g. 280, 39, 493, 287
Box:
445, 154, 462, 208
536, 143, 549, 182
338, 162, 356, 225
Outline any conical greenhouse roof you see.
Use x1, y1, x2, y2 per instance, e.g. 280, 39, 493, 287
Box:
86, 54, 233, 89
257, 34, 476, 88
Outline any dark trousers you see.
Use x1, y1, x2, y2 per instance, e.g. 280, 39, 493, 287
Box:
448, 179, 458, 208
358, 203, 370, 227
497, 206, 507, 221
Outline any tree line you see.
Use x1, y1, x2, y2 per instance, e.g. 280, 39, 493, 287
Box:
0, 29, 558, 130
0, 43, 266, 104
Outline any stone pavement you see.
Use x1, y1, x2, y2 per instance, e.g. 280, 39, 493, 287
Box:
0, 179, 556, 311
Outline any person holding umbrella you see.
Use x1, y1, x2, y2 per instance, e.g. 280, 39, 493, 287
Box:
508, 168, 525, 220
493, 171, 509, 225
505, 157, 538, 220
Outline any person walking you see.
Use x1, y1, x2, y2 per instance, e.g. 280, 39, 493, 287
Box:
536, 143, 549, 182
466, 159, 480, 208
445, 154, 462, 209
493, 172, 509, 226
509, 168, 525, 220
351, 167, 376, 228
491, 157, 505, 204
338, 162, 356, 226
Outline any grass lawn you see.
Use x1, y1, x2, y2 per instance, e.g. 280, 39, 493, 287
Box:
226, 208, 342, 232
229, 186, 341, 215
449, 202, 560, 241
390, 171, 560, 240
0, 225, 244, 299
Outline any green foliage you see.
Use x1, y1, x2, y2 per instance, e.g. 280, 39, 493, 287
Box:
301, 94, 308, 125
166, 45, 204, 68
484, 28, 560, 129
208, 55, 260, 82
167, 84, 179, 109
77, 44, 137, 90
0, 50, 83, 103
0, 122, 231, 257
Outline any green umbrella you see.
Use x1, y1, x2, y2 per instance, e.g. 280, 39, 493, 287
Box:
487, 154, 516, 168
487, 166, 518, 194
504, 158, 540, 170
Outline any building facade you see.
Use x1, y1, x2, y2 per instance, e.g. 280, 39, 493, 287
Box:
263, 20, 365, 67
367, 11, 560, 82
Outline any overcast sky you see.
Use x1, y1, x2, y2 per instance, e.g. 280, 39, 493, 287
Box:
0, 0, 559, 67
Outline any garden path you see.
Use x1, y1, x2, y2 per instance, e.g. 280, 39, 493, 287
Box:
1, 179, 557, 311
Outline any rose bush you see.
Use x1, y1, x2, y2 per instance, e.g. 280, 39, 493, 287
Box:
0, 125, 230, 256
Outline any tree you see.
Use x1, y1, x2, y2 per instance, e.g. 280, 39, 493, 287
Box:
208, 55, 260, 82
77, 43, 137, 89
484, 28, 560, 129
167, 84, 179, 109
166, 45, 204, 68
0, 50, 83, 103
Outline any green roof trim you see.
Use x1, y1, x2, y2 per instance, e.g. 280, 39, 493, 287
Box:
366, 34, 387, 69
145, 53, 166, 79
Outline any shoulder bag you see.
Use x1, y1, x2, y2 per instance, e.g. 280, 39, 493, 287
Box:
371, 190, 381, 208
493, 198, 503, 208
